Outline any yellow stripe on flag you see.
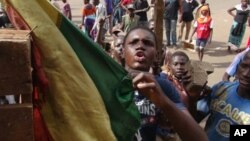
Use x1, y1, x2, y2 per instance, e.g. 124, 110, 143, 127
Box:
6, 0, 116, 140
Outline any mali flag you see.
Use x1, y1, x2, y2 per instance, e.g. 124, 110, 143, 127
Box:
4, 0, 140, 141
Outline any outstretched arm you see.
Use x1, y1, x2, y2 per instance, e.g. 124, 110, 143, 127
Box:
131, 72, 208, 141
189, 27, 197, 43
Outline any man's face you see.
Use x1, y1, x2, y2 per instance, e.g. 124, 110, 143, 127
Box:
114, 37, 124, 56
237, 55, 250, 89
93, 0, 99, 5
124, 29, 156, 72
128, 9, 135, 16
170, 56, 188, 79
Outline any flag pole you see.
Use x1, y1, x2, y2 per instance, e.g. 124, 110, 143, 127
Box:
153, 0, 164, 72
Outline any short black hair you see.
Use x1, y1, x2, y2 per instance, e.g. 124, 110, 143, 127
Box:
171, 51, 189, 62
123, 26, 157, 48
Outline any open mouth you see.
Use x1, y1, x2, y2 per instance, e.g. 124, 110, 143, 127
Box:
176, 71, 185, 75
134, 52, 146, 62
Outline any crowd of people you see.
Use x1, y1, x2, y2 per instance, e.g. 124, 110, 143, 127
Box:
1, 0, 250, 141
62, 0, 249, 141
48, 0, 249, 62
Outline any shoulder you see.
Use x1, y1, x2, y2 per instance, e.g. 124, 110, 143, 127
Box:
235, 4, 242, 10
122, 15, 128, 21
211, 81, 238, 98
65, 3, 70, 8
84, 4, 93, 10
135, 15, 140, 19
156, 75, 185, 109
235, 4, 250, 10
143, 0, 149, 4
155, 75, 179, 98
155, 75, 175, 94
122, 15, 128, 19
212, 81, 235, 90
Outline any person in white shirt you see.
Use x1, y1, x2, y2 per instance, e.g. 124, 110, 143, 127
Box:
92, 0, 109, 41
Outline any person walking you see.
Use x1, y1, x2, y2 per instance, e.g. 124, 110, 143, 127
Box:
62, 0, 72, 20
178, 0, 198, 41
189, 5, 213, 61
81, 0, 96, 38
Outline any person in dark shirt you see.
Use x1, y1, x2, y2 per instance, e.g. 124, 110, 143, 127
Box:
164, 0, 182, 47
123, 26, 208, 141
178, 0, 198, 41
134, 0, 150, 27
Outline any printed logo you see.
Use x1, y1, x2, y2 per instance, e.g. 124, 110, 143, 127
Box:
216, 119, 232, 137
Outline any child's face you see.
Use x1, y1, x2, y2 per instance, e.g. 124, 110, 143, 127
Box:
201, 10, 208, 16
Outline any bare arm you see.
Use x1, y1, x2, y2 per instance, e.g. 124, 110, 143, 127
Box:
80, 6, 86, 28
65, 4, 71, 19
134, 7, 150, 13
208, 28, 213, 44
227, 7, 236, 18
189, 27, 197, 42
95, 18, 105, 46
248, 16, 250, 26
135, 1, 151, 13
178, 0, 183, 23
80, 15, 85, 29
131, 72, 208, 141
120, 2, 128, 12
178, 0, 183, 15
120, 16, 125, 32
222, 72, 231, 81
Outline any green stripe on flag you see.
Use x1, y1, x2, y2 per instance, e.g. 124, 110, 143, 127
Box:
59, 16, 140, 141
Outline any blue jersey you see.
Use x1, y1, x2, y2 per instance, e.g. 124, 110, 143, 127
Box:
134, 74, 185, 141
201, 81, 250, 141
